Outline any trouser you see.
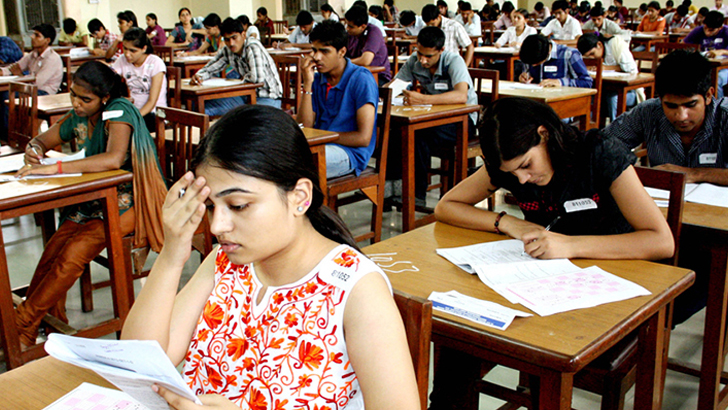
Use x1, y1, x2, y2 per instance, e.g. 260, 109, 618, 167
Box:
386, 119, 476, 199
603, 89, 637, 122
326, 144, 354, 178
428, 346, 489, 410
15, 209, 136, 346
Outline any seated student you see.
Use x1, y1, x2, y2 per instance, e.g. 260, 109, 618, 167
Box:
569, 0, 580, 15
662, 0, 675, 15
607, 5, 625, 22
106, 11, 138, 60
352, 0, 387, 36
121, 105, 419, 410
191, 18, 282, 114
0, 24, 62, 141
578, 33, 642, 121
494, 1, 516, 28
59, 18, 87, 47
400, 10, 425, 38
687, 6, 710, 27
534, 2, 552, 19
684, 11, 728, 97
145, 13, 167, 47
344, 5, 392, 85
384, 27, 478, 207
384, 0, 401, 22
438, 0, 456, 19
180, 13, 222, 56
0, 36, 23, 65
321, 3, 341, 22
454, 2, 482, 37
711, 0, 728, 16
298, 21, 378, 179
255, 6, 275, 37
495, 8, 537, 48
582, 6, 631, 39
369, 4, 386, 22
281, 10, 316, 49
112, 28, 167, 132
615, 0, 630, 20
236, 15, 260, 40
166, 8, 205, 51
15, 61, 166, 349
637, 1, 667, 34
430, 97, 673, 410
518, 34, 593, 88
88, 19, 119, 57
575, 1, 592, 23
541, 0, 583, 40
665, 4, 692, 32
422, 4, 474, 66
604, 50, 728, 324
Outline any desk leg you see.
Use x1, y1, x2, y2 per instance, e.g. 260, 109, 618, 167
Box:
698, 245, 728, 410
506, 58, 515, 81
455, 117, 468, 183
635, 306, 667, 410
535, 370, 573, 410
99, 187, 131, 322
250, 91, 257, 105
617, 90, 627, 119
310, 145, 327, 200
0, 227, 23, 369
196, 96, 204, 114
402, 125, 416, 232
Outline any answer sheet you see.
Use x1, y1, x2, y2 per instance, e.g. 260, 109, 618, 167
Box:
43, 382, 147, 410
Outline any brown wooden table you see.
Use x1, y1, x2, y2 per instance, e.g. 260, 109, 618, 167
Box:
266, 47, 312, 56
35, 92, 71, 125
172, 56, 215, 78
472, 46, 519, 79
630, 34, 669, 50
0, 170, 133, 369
708, 57, 728, 98
0, 75, 35, 93
388, 104, 481, 232
480, 80, 596, 130
363, 222, 695, 410
597, 72, 655, 127
0, 356, 115, 409
179, 79, 262, 113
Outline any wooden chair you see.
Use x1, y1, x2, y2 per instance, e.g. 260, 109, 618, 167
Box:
272, 54, 302, 114
466, 68, 499, 164
166, 66, 182, 109
272, 20, 288, 34
61, 55, 73, 92
654, 41, 700, 56
632, 50, 658, 74
7, 81, 38, 150
582, 56, 604, 129
154, 45, 175, 66
393, 290, 432, 410
325, 87, 392, 243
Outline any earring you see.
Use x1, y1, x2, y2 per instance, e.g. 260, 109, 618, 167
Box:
297, 206, 304, 212
304, 201, 310, 206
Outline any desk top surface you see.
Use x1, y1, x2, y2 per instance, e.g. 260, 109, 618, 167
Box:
0, 75, 35, 86
387, 104, 480, 122
179, 79, 263, 94
596, 72, 656, 85
0, 169, 131, 205
473, 46, 520, 55
363, 222, 694, 371
483, 81, 597, 102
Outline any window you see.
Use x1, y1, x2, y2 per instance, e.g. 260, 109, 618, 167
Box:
21, 0, 61, 31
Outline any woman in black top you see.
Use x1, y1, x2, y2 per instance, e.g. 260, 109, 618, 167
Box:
435, 97, 673, 260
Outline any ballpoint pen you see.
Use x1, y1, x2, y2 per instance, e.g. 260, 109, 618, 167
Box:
522, 215, 561, 256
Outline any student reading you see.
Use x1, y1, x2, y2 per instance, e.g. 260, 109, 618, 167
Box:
121, 105, 419, 410
14, 61, 167, 349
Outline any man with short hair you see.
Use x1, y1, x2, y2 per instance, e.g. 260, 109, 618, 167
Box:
183, 13, 223, 56
399, 10, 425, 38
684, 11, 728, 97
191, 18, 283, 114
711, 0, 728, 16
298, 21, 379, 179
454, 2, 482, 36
519, 34, 592, 88
437, 0, 456, 18
665, 4, 691, 32
283, 10, 316, 49
0, 24, 62, 141
687, 6, 710, 27
87, 18, 119, 58
344, 5, 392, 85
353, 0, 387, 36
59, 18, 87, 47
385, 26, 478, 207
661, 0, 675, 15
582, 6, 631, 39
421, 3, 474, 66
541, 0, 583, 39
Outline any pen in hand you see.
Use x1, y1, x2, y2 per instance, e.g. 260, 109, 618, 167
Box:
522, 215, 561, 256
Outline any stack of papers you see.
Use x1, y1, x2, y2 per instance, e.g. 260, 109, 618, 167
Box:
437, 240, 651, 316
645, 183, 728, 208
43, 383, 147, 410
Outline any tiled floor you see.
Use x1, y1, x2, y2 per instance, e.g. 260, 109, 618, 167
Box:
0, 184, 717, 409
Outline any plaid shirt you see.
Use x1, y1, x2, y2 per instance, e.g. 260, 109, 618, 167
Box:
96, 31, 118, 51
197, 37, 283, 99
439, 17, 472, 55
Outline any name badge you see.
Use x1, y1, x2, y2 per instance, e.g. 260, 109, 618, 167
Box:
102, 110, 124, 121
564, 198, 597, 213
544, 65, 558, 73
434, 82, 449, 90
700, 152, 718, 164
717, 38, 724, 44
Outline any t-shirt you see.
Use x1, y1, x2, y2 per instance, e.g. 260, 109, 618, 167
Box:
312, 59, 379, 176
58, 29, 86, 45
541, 15, 583, 39
495, 25, 538, 47
182, 245, 390, 410
454, 13, 482, 36
684, 25, 728, 51
287, 23, 316, 44
146, 25, 167, 46
487, 130, 636, 236
637, 15, 666, 32
170, 23, 204, 50
346, 23, 391, 82
112, 53, 168, 112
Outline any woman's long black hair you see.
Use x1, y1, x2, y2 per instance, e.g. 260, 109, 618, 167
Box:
190, 105, 360, 250
73, 60, 129, 100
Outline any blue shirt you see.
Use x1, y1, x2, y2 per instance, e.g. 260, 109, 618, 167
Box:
313, 59, 379, 176
527, 41, 593, 88
0, 37, 23, 65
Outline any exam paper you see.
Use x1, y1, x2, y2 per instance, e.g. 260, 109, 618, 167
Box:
428, 290, 531, 330
45, 334, 202, 410
183, 78, 239, 87
499, 82, 542, 90
175, 55, 214, 61
41, 149, 86, 165
43, 382, 147, 410
0, 153, 25, 174
475, 259, 581, 303
682, 183, 728, 207
437, 239, 537, 273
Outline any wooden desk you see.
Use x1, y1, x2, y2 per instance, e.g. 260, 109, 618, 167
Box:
472, 46, 519, 79
266, 47, 312, 56
598, 72, 655, 127
630, 34, 669, 50
0, 357, 115, 409
480, 81, 596, 130
0, 170, 133, 369
36, 93, 71, 125
172, 56, 215, 78
389, 104, 481, 232
553, 39, 578, 47
363, 222, 695, 410
0, 75, 35, 93
180, 79, 262, 113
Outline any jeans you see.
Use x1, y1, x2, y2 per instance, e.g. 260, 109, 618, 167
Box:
325, 144, 353, 178
603, 89, 637, 122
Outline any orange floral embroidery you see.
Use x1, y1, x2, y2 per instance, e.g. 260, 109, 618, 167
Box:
203, 302, 224, 330
226, 338, 248, 361
299, 341, 324, 370
249, 388, 268, 410
284, 313, 298, 327
333, 249, 359, 270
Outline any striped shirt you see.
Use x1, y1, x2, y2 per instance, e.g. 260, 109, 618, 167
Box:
196, 37, 283, 100
438, 17, 472, 55
604, 97, 728, 168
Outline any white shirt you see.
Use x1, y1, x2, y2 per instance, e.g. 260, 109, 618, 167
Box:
454, 13, 482, 36
404, 16, 426, 37
541, 14, 583, 40
326, 13, 340, 22
246, 25, 260, 39
368, 16, 386, 36
604, 37, 637, 73
439, 16, 473, 54
288, 22, 316, 44
711, 5, 728, 16
495, 25, 538, 46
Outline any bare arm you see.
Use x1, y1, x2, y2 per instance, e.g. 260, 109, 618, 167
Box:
402, 81, 469, 105
298, 56, 316, 128
333, 103, 376, 147
139, 71, 165, 116
185, 41, 209, 56
655, 164, 728, 186
350, 51, 375, 66
463, 43, 474, 66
